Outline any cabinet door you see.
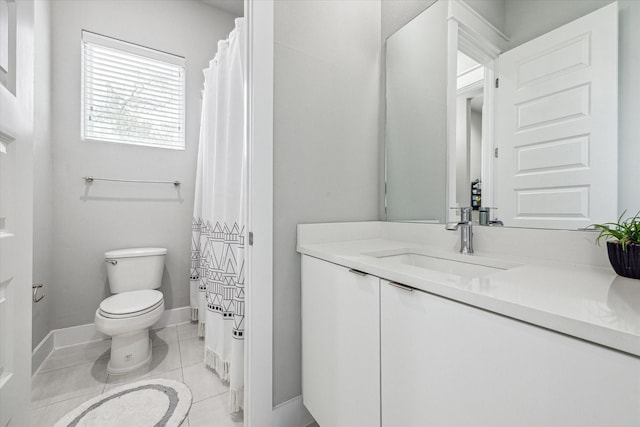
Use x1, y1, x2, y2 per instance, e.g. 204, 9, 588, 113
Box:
302, 256, 380, 427
381, 280, 640, 427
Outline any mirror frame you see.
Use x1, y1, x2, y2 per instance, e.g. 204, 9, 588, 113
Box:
445, 1, 508, 222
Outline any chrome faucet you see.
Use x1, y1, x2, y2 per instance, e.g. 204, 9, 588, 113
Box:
446, 207, 474, 255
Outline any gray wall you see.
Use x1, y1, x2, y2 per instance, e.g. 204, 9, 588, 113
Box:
467, 0, 505, 33
382, 0, 437, 40
386, 0, 448, 221
47, 0, 237, 331
381, 0, 505, 54
380, 0, 437, 219
618, 1, 640, 215
32, 0, 53, 349
504, 0, 612, 49
273, 0, 381, 405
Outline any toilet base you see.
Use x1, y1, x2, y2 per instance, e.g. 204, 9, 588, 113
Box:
107, 329, 153, 375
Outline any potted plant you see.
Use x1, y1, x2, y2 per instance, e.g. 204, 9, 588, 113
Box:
594, 211, 640, 280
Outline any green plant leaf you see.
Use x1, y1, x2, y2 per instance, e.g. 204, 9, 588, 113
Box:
591, 210, 640, 250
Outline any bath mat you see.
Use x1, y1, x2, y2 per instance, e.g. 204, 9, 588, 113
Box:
54, 379, 192, 427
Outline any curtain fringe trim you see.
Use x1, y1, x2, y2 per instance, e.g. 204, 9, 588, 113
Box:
198, 321, 205, 338
205, 348, 230, 382
229, 386, 244, 414
191, 307, 199, 322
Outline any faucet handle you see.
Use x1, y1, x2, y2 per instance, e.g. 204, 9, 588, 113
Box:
479, 207, 502, 226
445, 222, 460, 231
449, 206, 473, 222
449, 206, 462, 220
449, 206, 473, 214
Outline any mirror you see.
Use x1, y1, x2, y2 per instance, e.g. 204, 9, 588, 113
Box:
385, 0, 448, 223
385, 0, 639, 229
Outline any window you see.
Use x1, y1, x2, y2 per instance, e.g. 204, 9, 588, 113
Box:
81, 31, 186, 150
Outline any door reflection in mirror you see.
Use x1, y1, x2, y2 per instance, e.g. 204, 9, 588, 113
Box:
384, 0, 625, 230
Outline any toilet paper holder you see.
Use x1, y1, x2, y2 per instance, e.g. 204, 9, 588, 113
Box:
32, 283, 45, 303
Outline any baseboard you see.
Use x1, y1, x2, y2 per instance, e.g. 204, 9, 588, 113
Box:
153, 306, 191, 329
31, 330, 54, 375
272, 395, 314, 427
53, 323, 109, 348
32, 306, 192, 374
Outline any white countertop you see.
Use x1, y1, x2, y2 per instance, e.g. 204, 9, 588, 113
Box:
298, 235, 640, 357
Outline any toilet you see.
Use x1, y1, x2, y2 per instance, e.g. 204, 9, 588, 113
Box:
95, 247, 167, 375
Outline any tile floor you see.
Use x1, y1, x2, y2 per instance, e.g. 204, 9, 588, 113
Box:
31, 322, 243, 427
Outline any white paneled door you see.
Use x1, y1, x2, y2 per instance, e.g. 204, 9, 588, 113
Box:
0, 0, 34, 426
495, 3, 617, 229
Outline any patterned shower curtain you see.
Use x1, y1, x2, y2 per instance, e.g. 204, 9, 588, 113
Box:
191, 17, 245, 413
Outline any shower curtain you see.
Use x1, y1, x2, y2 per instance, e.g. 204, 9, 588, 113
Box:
191, 17, 245, 413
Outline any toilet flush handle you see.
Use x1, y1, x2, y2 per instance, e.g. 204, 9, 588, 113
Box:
106, 259, 118, 265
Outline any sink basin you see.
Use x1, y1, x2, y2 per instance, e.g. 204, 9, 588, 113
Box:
377, 252, 504, 277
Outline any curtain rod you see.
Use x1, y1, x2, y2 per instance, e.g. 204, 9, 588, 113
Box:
83, 176, 181, 186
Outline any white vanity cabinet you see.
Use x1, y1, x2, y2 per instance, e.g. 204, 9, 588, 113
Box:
301, 255, 381, 427
381, 279, 640, 427
301, 255, 640, 427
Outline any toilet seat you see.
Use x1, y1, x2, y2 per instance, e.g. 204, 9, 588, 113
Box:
99, 290, 164, 319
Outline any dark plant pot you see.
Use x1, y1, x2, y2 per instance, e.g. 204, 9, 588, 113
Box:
607, 241, 640, 280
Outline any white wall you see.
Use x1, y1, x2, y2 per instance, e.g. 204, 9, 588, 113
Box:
273, 0, 381, 405
454, 96, 482, 209
455, 96, 469, 206
48, 1, 237, 331
32, 0, 53, 349
470, 109, 482, 182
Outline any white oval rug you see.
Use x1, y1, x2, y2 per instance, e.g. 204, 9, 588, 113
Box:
54, 379, 192, 427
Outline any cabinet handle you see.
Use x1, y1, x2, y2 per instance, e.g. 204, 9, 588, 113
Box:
348, 268, 368, 277
389, 281, 414, 292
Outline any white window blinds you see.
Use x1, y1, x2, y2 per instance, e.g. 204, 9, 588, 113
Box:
81, 31, 186, 150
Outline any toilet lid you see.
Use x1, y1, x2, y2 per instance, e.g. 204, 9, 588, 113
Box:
99, 290, 163, 318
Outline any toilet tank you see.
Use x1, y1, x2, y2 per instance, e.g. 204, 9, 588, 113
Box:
105, 247, 167, 294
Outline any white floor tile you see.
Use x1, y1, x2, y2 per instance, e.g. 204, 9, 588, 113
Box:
151, 325, 178, 348
177, 322, 200, 341
31, 392, 100, 427
30, 324, 218, 425
182, 362, 228, 403
103, 367, 184, 393
38, 340, 111, 374
179, 336, 205, 367
188, 393, 243, 427
32, 358, 109, 408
